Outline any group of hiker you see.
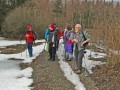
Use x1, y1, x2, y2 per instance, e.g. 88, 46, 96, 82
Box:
24, 23, 90, 74
44, 23, 90, 74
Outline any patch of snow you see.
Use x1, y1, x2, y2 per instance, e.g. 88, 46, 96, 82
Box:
0, 39, 45, 47
0, 60, 33, 90
0, 39, 45, 90
57, 39, 86, 90
57, 38, 106, 90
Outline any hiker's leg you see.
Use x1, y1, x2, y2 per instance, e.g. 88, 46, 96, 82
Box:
27, 43, 33, 57
65, 43, 69, 59
27, 43, 30, 56
67, 44, 73, 60
56, 40, 59, 50
52, 46, 56, 61
49, 43, 52, 59
74, 50, 79, 69
78, 49, 84, 71
65, 52, 69, 59
57, 40, 59, 50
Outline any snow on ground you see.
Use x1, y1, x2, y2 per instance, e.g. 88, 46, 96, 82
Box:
0, 39, 45, 47
0, 38, 106, 90
83, 50, 106, 74
0, 60, 33, 90
57, 39, 106, 90
0, 39, 45, 63
0, 39, 45, 90
0, 43, 45, 63
57, 40, 86, 90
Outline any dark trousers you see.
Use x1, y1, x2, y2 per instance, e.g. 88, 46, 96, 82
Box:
49, 43, 56, 60
27, 42, 33, 57
56, 40, 59, 50
74, 49, 84, 71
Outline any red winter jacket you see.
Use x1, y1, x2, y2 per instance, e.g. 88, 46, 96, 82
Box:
25, 31, 35, 43
57, 31, 61, 40
60, 30, 64, 36
57, 30, 64, 40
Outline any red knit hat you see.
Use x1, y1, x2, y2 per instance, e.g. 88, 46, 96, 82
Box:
49, 24, 56, 30
27, 25, 31, 29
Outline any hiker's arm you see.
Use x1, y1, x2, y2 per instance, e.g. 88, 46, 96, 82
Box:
25, 33, 29, 38
81, 38, 90, 45
29, 33, 35, 39
81, 31, 91, 46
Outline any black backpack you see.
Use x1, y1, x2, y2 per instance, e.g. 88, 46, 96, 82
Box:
32, 31, 37, 41
81, 31, 89, 47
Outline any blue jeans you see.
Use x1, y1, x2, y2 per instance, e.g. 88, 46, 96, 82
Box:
27, 42, 33, 57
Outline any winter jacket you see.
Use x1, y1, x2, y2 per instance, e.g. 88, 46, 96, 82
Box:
73, 31, 90, 50
25, 31, 35, 43
48, 30, 57, 44
64, 30, 74, 44
55, 29, 62, 40
45, 28, 50, 39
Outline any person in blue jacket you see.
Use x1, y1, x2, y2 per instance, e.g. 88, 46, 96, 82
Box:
45, 25, 50, 41
44, 25, 50, 52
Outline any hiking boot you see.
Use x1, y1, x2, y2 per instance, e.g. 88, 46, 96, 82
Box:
65, 58, 68, 61
67, 59, 72, 61
30, 55, 33, 57
76, 70, 81, 74
48, 58, 52, 60
32, 60, 35, 63
51, 58, 55, 61
73, 69, 78, 71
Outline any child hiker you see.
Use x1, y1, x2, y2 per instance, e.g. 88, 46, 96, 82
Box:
63, 25, 74, 61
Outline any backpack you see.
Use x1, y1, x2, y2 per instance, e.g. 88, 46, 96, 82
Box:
81, 31, 89, 47
32, 31, 37, 41
27, 30, 37, 41
45, 28, 50, 39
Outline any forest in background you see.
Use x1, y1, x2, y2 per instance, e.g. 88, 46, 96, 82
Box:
0, 0, 120, 66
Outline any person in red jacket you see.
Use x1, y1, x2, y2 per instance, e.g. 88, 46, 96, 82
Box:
25, 25, 35, 57
55, 26, 61, 50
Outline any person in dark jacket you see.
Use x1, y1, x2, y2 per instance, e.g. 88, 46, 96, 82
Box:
48, 24, 57, 61
25, 25, 35, 57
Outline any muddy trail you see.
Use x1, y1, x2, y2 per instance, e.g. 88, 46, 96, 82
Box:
1, 41, 119, 90
28, 51, 98, 90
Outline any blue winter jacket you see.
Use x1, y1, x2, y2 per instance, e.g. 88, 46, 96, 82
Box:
45, 28, 50, 39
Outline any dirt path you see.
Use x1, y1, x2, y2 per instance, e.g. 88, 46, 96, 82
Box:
30, 51, 74, 90
29, 51, 99, 90
68, 60, 99, 90
1, 41, 99, 90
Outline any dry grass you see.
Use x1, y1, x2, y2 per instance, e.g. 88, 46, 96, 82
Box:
1, 0, 120, 65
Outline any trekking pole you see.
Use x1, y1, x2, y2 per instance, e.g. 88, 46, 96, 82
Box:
20, 35, 22, 57
83, 55, 89, 77
72, 51, 76, 70
26, 44, 28, 57
25, 38, 28, 57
